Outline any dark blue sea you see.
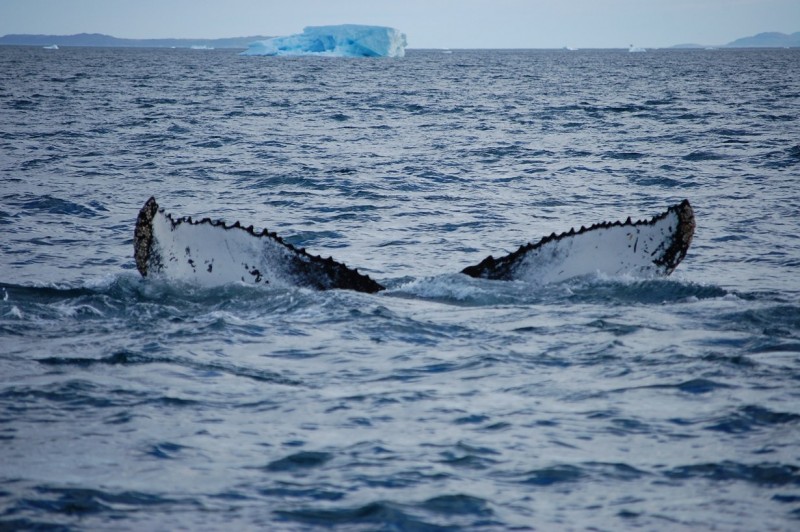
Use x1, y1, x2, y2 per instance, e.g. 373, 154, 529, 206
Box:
1, 45, 799, 530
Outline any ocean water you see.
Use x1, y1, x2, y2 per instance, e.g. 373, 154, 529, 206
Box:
1, 45, 799, 530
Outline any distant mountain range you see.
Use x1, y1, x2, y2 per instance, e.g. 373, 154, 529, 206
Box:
0, 32, 272, 49
673, 31, 800, 49
725, 31, 800, 47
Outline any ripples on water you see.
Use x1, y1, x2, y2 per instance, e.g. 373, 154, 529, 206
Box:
1, 46, 799, 530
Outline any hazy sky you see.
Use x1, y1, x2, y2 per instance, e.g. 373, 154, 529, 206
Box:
1, 0, 798, 48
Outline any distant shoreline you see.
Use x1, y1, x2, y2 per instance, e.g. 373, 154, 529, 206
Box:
1, 30, 798, 50
0, 32, 272, 49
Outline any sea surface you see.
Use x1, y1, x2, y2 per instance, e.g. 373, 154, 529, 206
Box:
1, 46, 799, 530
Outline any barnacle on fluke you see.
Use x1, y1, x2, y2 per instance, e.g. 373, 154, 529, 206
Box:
134, 198, 694, 292
133, 196, 159, 277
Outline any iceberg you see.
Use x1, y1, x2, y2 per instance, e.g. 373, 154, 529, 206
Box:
241, 24, 407, 58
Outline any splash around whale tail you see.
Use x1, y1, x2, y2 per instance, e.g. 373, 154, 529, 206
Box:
134, 198, 694, 293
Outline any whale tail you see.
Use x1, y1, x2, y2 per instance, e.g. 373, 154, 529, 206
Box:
134, 198, 694, 292
134, 197, 385, 293
461, 200, 694, 284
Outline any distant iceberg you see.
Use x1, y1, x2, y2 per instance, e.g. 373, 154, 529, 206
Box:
241, 25, 407, 57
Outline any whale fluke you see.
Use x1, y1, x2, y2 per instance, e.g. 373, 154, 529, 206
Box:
461, 200, 694, 283
134, 198, 694, 293
134, 197, 385, 293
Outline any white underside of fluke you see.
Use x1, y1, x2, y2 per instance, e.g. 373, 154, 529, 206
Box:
460, 200, 694, 285
135, 197, 385, 293
512, 210, 682, 284
148, 210, 299, 287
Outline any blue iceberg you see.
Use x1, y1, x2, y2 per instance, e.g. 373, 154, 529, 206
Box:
241, 24, 407, 58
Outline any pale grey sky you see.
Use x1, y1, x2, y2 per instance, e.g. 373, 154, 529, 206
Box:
1, 0, 798, 48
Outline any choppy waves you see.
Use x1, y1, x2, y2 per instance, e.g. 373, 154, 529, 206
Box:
3, 273, 799, 528
1, 47, 799, 529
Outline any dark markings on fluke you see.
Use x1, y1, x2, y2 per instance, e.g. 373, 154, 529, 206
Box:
134, 197, 694, 293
